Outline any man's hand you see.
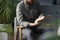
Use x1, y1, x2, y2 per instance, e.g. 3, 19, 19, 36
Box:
29, 15, 45, 27
20, 26, 23, 28
20, 23, 24, 28
35, 15, 45, 23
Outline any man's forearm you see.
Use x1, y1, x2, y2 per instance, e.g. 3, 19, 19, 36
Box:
29, 23, 35, 26
29, 15, 45, 27
29, 22, 40, 27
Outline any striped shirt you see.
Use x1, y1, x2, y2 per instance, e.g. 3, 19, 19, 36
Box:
16, 0, 43, 27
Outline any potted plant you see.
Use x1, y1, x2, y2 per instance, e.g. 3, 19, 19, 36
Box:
0, 0, 19, 40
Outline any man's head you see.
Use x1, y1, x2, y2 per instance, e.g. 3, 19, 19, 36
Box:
24, 0, 33, 4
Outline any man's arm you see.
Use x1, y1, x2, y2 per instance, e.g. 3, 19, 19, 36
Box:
34, 1, 45, 24
16, 3, 38, 27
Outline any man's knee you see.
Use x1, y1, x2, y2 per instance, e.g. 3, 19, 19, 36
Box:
22, 29, 32, 40
22, 29, 31, 36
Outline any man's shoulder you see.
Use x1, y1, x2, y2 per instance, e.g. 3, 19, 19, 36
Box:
35, 0, 40, 5
17, 1, 24, 7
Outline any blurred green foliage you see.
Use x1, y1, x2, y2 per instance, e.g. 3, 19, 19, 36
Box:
0, 0, 19, 34
0, 24, 13, 34
0, 0, 19, 23
47, 36, 60, 40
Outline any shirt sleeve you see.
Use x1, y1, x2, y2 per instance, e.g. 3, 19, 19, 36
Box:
16, 3, 29, 27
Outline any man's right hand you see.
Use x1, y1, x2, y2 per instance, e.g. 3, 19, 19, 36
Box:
29, 16, 45, 27
35, 15, 45, 23
28, 14, 45, 27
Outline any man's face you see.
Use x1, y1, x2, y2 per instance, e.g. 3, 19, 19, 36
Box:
26, 0, 33, 4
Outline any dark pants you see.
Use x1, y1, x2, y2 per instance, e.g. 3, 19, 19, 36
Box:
17, 28, 46, 40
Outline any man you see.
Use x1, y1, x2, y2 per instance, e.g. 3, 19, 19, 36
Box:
16, 0, 45, 40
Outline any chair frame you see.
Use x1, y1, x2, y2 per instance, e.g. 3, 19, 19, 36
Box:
14, 17, 23, 40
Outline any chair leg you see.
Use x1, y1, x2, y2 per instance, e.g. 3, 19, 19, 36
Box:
14, 28, 18, 40
19, 27, 22, 40
14, 25, 23, 40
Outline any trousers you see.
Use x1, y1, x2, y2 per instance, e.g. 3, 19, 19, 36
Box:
17, 28, 49, 40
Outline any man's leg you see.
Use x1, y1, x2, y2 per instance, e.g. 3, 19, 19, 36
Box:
22, 29, 32, 40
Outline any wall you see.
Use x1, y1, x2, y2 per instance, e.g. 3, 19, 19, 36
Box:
39, 5, 60, 31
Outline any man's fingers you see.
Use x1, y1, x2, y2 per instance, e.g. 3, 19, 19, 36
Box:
39, 16, 45, 20
35, 16, 44, 22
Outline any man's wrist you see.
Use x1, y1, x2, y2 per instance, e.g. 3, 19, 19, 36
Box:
34, 22, 39, 25
29, 23, 34, 26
